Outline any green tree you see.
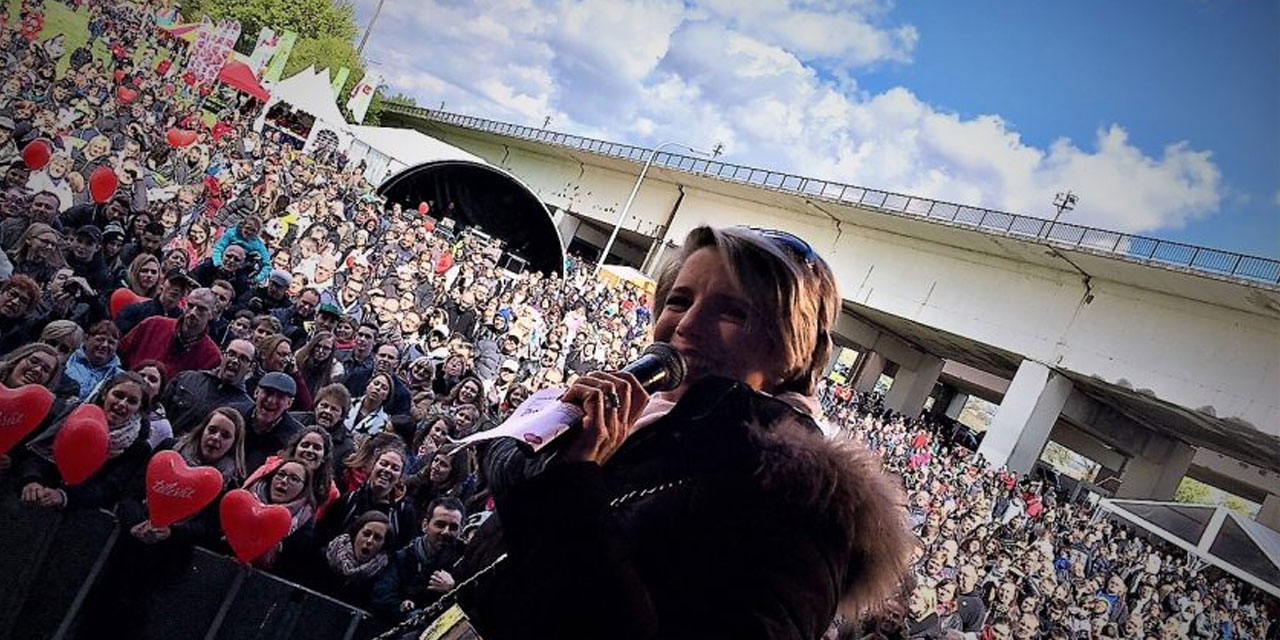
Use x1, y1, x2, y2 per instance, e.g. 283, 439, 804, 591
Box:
1174, 477, 1213, 505
183, 0, 358, 43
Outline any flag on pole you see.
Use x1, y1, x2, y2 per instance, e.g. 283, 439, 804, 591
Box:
345, 72, 382, 124
262, 30, 297, 82
248, 27, 279, 74
330, 67, 350, 99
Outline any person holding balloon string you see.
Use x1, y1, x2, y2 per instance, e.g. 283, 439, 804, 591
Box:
8, 371, 152, 511
78, 408, 249, 637
237, 456, 320, 568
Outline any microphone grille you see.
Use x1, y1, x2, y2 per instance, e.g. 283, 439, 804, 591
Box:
642, 342, 686, 391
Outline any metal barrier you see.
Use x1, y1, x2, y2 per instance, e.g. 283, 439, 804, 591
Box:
382, 103, 1280, 287
0, 497, 389, 640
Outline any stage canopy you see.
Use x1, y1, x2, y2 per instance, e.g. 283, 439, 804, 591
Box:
217, 61, 270, 101
378, 160, 565, 276
1100, 498, 1280, 598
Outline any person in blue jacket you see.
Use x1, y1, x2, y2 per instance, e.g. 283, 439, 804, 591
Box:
211, 214, 271, 284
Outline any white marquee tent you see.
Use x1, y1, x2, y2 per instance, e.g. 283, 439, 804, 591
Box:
345, 124, 489, 186
254, 67, 352, 153
1100, 498, 1280, 598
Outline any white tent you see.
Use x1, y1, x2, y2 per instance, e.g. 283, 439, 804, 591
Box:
255, 66, 351, 153
345, 124, 489, 185
1100, 498, 1280, 598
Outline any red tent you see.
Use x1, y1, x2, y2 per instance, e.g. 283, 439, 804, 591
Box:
216, 61, 270, 102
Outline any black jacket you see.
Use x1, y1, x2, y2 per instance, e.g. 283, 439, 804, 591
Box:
160, 369, 251, 437
460, 376, 910, 640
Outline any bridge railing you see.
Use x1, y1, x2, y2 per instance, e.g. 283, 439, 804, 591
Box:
382, 103, 1280, 286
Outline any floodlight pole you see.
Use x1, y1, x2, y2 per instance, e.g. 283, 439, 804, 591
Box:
596, 140, 705, 274
1045, 190, 1078, 239
357, 0, 387, 56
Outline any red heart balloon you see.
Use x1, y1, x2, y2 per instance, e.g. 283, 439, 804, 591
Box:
417, 202, 429, 214
109, 287, 149, 319
0, 384, 55, 455
166, 128, 198, 148
116, 86, 138, 104
113, 69, 125, 83
53, 404, 109, 486
21, 138, 51, 171
146, 450, 223, 527
219, 489, 293, 564
89, 166, 118, 204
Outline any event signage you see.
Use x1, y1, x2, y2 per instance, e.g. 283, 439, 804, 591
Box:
346, 72, 382, 124
330, 66, 350, 99
247, 26, 279, 74
184, 17, 240, 88
262, 29, 297, 83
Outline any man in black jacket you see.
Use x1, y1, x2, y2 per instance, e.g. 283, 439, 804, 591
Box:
232, 371, 304, 470
160, 338, 255, 436
192, 243, 251, 296
370, 497, 466, 621
64, 224, 112, 291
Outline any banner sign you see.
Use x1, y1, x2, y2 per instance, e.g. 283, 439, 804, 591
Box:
330, 66, 350, 99
345, 72, 381, 123
247, 26, 279, 74
262, 29, 297, 83
184, 17, 240, 88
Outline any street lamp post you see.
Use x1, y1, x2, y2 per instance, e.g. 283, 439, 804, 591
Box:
596, 141, 705, 273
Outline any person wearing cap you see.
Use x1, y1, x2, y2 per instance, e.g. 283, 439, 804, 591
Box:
115, 268, 198, 334
231, 371, 304, 470
237, 267, 293, 315
118, 287, 222, 378
192, 243, 251, 297
485, 358, 522, 409
313, 301, 343, 335
65, 224, 112, 291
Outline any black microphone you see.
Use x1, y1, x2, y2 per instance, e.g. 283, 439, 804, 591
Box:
620, 342, 686, 393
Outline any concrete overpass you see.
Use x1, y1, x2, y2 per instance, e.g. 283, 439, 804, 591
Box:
380, 104, 1280, 526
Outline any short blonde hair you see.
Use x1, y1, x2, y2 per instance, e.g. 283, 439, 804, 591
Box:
654, 226, 840, 395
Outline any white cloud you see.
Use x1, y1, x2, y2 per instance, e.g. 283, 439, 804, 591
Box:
357, 0, 1223, 234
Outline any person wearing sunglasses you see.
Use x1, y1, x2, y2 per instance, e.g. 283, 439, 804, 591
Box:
465, 225, 913, 640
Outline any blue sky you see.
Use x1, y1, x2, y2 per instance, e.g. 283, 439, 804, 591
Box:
354, 0, 1279, 257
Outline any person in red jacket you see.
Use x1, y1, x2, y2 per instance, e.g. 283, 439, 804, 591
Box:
118, 288, 221, 377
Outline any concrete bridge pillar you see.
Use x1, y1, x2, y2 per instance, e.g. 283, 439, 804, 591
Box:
1114, 438, 1195, 500
1258, 494, 1280, 532
852, 351, 887, 393
945, 392, 969, 420
977, 360, 1073, 474
885, 354, 944, 417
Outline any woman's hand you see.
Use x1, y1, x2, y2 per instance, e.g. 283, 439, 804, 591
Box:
558, 371, 647, 466
20, 482, 45, 504
130, 521, 173, 544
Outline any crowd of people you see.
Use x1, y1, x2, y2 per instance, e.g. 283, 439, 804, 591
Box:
817, 391, 1278, 640
0, 0, 1274, 638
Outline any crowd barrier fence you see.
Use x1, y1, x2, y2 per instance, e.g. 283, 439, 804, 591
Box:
0, 498, 391, 640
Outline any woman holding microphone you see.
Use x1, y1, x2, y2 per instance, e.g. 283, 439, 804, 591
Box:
459, 226, 914, 640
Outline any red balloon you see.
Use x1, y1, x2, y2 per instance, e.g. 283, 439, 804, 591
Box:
166, 128, 198, 148
417, 202, 429, 215
109, 288, 149, 319
53, 405, 109, 486
89, 166, 118, 204
116, 86, 139, 104
0, 384, 55, 455
21, 138, 51, 171
113, 69, 125, 83
146, 450, 223, 528
219, 489, 293, 564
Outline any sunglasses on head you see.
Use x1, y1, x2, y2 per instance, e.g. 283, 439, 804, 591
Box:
745, 226, 821, 269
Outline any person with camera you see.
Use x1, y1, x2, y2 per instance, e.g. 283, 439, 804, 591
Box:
236, 268, 294, 315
